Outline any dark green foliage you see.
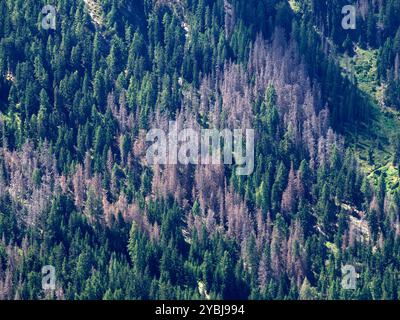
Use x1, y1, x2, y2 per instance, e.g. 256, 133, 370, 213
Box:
0, 0, 399, 301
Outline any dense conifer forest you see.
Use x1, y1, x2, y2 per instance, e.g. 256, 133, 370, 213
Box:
0, 0, 399, 300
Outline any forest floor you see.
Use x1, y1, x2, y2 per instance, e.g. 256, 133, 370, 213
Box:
341, 46, 400, 192
83, 0, 104, 26
288, 0, 301, 13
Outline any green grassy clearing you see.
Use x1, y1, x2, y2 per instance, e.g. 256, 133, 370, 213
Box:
341, 47, 400, 191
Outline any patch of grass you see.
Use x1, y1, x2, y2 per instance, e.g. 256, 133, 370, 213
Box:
325, 242, 339, 257
288, 0, 301, 13
341, 47, 400, 191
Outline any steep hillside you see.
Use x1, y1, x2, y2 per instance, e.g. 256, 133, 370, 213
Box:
341, 47, 400, 192
0, 0, 399, 301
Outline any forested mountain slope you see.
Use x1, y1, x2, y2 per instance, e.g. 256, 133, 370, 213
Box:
0, 0, 399, 300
